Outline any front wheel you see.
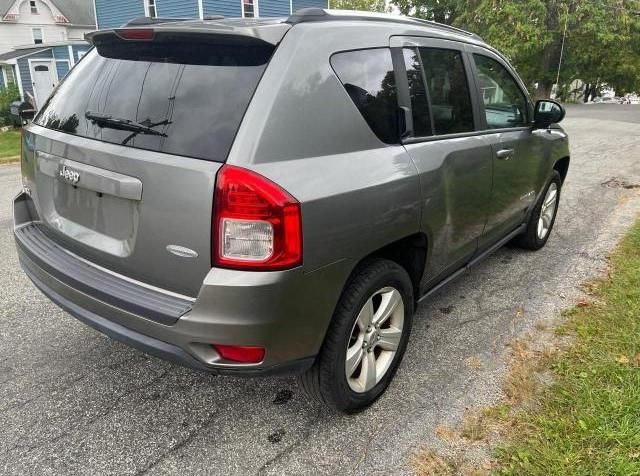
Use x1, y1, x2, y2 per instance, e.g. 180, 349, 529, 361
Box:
298, 259, 414, 413
513, 170, 562, 250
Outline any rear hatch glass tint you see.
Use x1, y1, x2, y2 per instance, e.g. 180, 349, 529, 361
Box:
35, 40, 274, 162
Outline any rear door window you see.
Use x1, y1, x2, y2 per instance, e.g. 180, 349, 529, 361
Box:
35, 42, 273, 162
418, 47, 474, 135
331, 48, 399, 144
473, 54, 528, 129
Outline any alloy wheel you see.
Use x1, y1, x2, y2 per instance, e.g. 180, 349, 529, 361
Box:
537, 182, 558, 240
345, 287, 404, 393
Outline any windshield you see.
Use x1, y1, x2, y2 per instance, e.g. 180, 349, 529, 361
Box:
35, 41, 273, 162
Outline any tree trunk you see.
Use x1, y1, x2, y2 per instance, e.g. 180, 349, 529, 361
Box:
583, 83, 598, 102
534, 79, 554, 100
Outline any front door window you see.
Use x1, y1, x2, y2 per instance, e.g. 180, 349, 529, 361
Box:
473, 54, 528, 129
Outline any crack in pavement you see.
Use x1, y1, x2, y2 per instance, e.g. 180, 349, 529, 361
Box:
255, 407, 324, 476
2, 369, 171, 458
134, 406, 222, 476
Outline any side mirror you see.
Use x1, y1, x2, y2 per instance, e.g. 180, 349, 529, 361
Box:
534, 100, 565, 128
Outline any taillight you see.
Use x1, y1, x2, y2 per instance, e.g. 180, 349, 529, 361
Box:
212, 165, 302, 270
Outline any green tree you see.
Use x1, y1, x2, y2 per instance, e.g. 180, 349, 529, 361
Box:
455, 0, 640, 99
0, 83, 20, 126
455, 1, 557, 98
330, 0, 386, 12
393, 0, 465, 24
564, 1, 640, 100
394, 0, 640, 99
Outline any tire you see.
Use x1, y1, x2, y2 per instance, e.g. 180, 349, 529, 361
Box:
513, 170, 562, 250
298, 259, 414, 413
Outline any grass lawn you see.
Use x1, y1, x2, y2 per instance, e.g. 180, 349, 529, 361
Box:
494, 220, 640, 475
0, 129, 21, 162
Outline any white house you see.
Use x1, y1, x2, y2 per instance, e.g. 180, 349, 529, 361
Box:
0, 0, 95, 53
0, 0, 95, 107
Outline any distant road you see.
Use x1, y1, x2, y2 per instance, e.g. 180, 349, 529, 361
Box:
564, 103, 640, 124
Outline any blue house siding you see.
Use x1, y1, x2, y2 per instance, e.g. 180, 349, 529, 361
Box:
203, 0, 241, 18
51, 47, 71, 79
292, 0, 326, 12
93, 0, 329, 28
52, 46, 69, 61
259, 0, 290, 16
17, 50, 54, 100
95, 0, 145, 28
72, 44, 91, 62
56, 61, 70, 79
156, 1, 200, 18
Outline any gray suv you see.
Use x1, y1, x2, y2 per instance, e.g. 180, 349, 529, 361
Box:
13, 9, 569, 412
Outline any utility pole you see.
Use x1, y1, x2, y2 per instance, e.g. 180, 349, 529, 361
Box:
554, 3, 569, 99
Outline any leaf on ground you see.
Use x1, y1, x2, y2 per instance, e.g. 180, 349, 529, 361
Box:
465, 356, 484, 370
616, 355, 630, 364
575, 299, 590, 308
434, 424, 458, 443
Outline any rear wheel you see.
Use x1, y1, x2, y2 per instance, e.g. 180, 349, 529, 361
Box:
299, 259, 414, 413
513, 170, 562, 250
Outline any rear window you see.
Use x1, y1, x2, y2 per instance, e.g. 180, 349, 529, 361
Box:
34, 41, 273, 162
330, 48, 399, 144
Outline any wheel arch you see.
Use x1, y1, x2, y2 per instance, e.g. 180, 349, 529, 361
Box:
344, 232, 428, 305
553, 156, 570, 183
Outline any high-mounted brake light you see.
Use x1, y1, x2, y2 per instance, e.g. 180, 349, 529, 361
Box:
212, 165, 302, 271
114, 28, 155, 40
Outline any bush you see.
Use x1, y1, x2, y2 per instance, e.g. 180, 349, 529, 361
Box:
0, 84, 21, 127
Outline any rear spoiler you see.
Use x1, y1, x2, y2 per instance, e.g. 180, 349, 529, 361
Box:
122, 16, 219, 26
85, 21, 290, 48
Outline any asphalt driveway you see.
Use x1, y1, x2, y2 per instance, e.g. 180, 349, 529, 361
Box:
1, 105, 640, 475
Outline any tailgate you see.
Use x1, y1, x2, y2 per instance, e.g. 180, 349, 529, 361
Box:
21, 28, 276, 297
22, 126, 220, 297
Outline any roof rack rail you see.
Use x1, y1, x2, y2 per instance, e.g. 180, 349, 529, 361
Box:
405, 16, 482, 40
121, 16, 200, 27
286, 8, 482, 41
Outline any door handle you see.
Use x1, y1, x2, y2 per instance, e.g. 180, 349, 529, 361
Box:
496, 148, 515, 160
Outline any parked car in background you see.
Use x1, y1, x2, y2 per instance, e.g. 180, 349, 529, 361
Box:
13, 9, 570, 412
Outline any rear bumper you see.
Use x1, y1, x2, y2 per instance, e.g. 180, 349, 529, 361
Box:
14, 191, 350, 376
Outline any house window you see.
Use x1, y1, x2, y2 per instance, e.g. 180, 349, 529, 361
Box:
32, 28, 43, 44
3, 66, 16, 84
145, 0, 156, 18
242, 0, 257, 18
30, 0, 38, 14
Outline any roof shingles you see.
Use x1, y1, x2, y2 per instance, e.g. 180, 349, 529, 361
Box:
0, 0, 95, 26
0, 46, 49, 62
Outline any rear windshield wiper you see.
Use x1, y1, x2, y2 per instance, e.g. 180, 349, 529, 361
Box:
85, 111, 170, 144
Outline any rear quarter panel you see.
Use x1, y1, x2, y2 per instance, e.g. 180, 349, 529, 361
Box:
228, 23, 423, 275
